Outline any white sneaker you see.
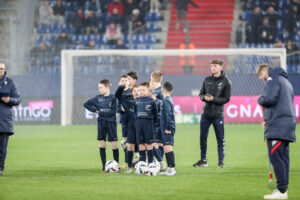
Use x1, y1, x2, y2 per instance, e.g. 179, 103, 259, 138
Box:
124, 168, 133, 174
160, 161, 167, 171
264, 190, 288, 199
159, 168, 176, 176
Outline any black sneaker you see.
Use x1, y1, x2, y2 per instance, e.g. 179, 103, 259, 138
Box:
218, 162, 225, 168
193, 160, 208, 167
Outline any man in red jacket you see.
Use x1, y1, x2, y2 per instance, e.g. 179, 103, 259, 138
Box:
108, 0, 124, 15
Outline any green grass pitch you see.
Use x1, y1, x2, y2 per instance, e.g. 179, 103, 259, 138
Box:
0, 124, 299, 200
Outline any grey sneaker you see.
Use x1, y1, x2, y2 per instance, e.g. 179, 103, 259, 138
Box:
0, 170, 2, 176
159, 168, 176, 176
193, 160, 208, 167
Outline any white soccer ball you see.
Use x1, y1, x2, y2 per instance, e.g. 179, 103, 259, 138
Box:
153, 160, 161, 170
105, 160, 119, 173
134, 161, 148, 174
147, 163, 159, 176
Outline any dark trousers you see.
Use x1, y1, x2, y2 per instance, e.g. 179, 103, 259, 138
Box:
200, 115, 225, 163
267, 139, 290, 192
0, 133, 10, 171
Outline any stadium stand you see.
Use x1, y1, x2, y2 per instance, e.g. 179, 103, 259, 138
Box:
26, 0, 300, 75
30, 0, 164, 74
238, 0, 300, 73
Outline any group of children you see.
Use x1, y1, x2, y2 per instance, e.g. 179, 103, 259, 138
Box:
83, 71, 176, 176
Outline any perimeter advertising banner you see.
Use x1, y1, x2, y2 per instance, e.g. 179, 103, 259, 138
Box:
173, 96, 300, 124
12, 96, 300, 125
13, 98, 60, 125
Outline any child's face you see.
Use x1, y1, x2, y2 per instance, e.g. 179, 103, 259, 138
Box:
161, 88, 166, 97
119, 77, 129, 87
149, 80, 154, 90
98, 83, 109, 95
139, 86, 149, 97
127, 76, 136, 87
132, 87, 140, 99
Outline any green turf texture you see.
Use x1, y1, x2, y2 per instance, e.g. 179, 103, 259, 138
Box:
0, 124, 299, 200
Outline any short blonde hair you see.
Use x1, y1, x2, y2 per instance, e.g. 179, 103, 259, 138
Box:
256, 64, 269, 76
151, 71, 163, 82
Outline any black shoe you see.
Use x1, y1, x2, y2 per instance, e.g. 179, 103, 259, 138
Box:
0, 170, 2, 176
218, 162, 224, 168
193, 160, 208, 167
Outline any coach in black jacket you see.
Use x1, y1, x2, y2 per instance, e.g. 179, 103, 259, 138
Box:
193, 59, 231, 168
257, 64, 296, 199
0, 63, 21, 176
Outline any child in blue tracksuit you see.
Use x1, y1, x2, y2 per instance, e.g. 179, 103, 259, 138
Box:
123, 84, 141, 173
150, 71, 166, 170
83, 79, 119, 173
134, 82, 158, 164
115, 72, 138, 168
159, 82, 176, 176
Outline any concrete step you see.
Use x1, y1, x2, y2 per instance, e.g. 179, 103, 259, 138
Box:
4, 0, 19, 7
0, 9, 18, 16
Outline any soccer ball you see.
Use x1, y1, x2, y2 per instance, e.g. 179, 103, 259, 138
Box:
120, 140, 128, 152
134, 161, 148, 174
147, 163, 159, 176
153, 160, 161, 170
105, 160, 119, 173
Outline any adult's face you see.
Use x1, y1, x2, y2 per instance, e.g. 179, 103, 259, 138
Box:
0, 63, 6, 78
258, 71, 268, 83
210, 64, 222, 75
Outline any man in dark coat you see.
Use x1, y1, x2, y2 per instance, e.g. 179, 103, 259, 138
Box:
175, 0, 199, 33
0, 63, 21, 176
256, 64, 296, 200
193, 59, 231, 168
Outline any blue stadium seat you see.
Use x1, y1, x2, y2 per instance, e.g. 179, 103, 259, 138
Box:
132, 34, 144, 44
279, 0, 289, 10
122, 35, 129, 44
146, 13, 160, 22
147, 23, 159, 33
38, 24, 51, 34
36, 35, 44, 45
277, 21, 284, 32
296, 22, 300, 31
278, 11, 287, 20
82, 34, 91, 44
65, 12, 74, 23
294, 35, 300, 42
50, 35, 57, 44
64, 24, 73, 33
242, 11, 251, 21
95, 35, 103, 44
146, 35, 156, 44
50, 24, 63, 33
65, 1, 77, 11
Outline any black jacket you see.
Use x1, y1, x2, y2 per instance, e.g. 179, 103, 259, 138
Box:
160, 96, 176, 134
134, 96, 157, 121
0, 72, 21, 135
115, 85, 134, 122
176, 0, 199, 11
83, 94, 117, 121
199, 71, 231, 118
258, 68, 296, 142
